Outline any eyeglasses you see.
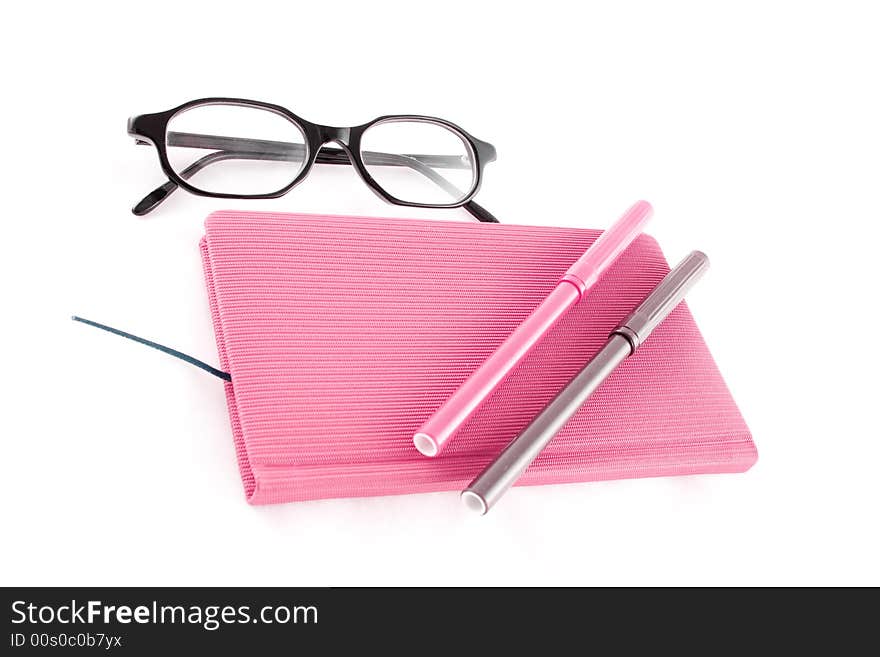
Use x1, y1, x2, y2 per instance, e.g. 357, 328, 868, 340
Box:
128, 98, 499, 222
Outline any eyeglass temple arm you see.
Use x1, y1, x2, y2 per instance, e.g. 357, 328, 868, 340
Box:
132, 150, 258, 216
460, 199, 497, 223
166, 134, 471, 198
169, 132, 477, 170
133, 133, 498, 222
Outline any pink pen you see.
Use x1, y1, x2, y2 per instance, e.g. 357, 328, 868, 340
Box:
412, 200, 653, 457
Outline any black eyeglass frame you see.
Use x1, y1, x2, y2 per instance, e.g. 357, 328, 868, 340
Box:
128, 97, 499, 222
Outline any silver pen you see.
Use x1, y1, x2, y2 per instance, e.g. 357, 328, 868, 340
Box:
461, 250, 711, 515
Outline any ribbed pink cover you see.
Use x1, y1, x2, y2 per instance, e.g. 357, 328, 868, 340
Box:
201, 211, 756, 505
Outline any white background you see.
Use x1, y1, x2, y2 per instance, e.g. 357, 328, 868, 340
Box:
2, 1, 878, 586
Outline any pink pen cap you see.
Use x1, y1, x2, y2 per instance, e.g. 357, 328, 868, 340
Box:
413, 200, 653, 457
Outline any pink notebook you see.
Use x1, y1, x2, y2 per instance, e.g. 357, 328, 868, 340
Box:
200, 211, 756, 505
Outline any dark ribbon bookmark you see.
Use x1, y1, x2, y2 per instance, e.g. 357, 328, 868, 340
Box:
72, 316, 231, 381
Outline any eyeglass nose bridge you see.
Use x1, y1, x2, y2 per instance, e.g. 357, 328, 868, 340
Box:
311, 126, 359, 169
317, 125, 351, 145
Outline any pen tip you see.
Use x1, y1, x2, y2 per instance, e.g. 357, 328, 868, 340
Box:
461, 491, 488, 515
413, 433, 439, 457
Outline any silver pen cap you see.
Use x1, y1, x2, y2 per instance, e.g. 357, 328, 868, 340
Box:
611, 250, 710, 350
